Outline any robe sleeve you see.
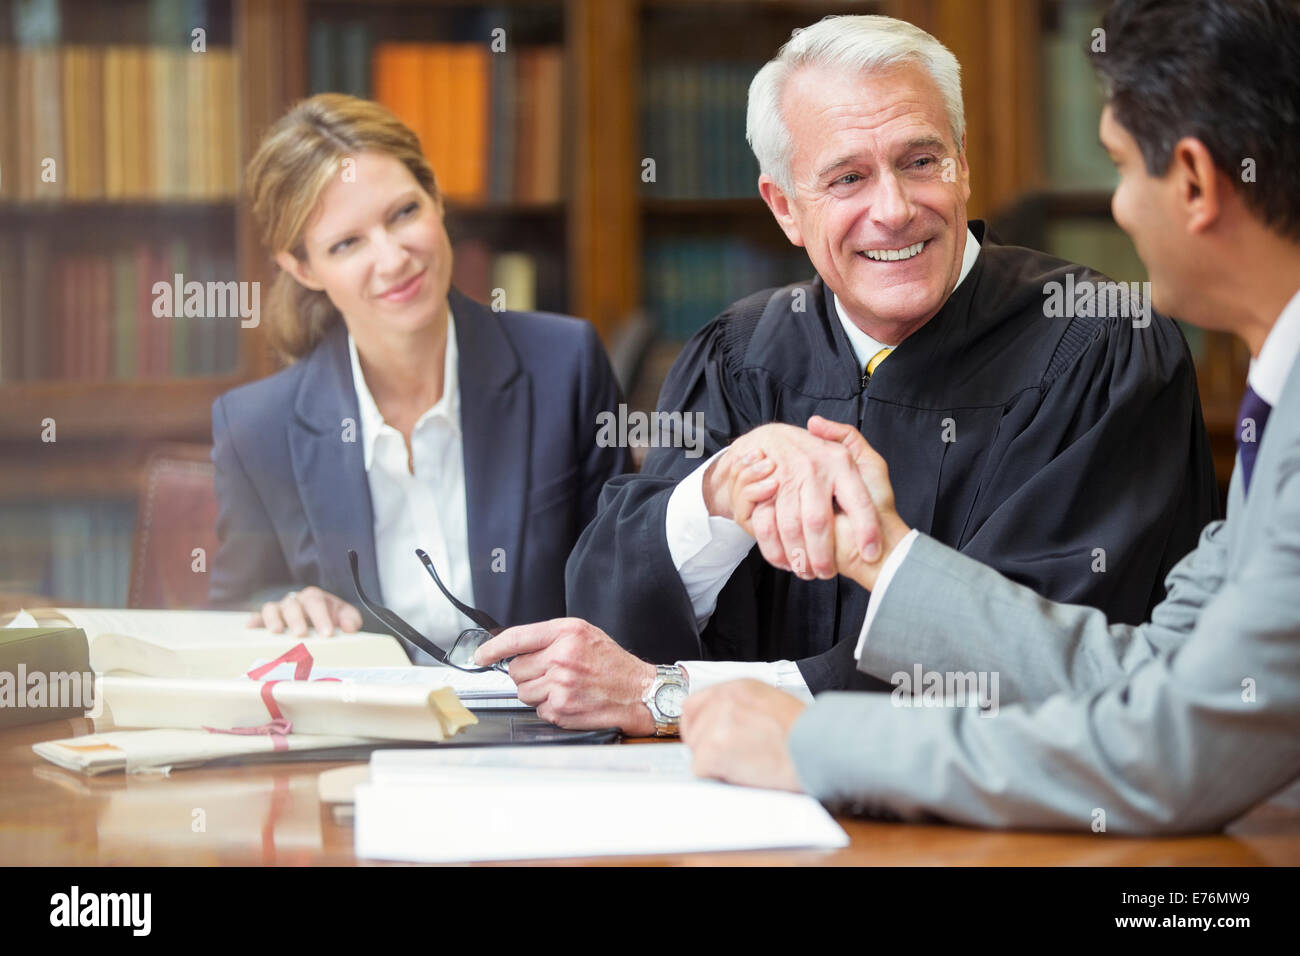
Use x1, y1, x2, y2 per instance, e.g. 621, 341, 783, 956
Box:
957, 311, 1220, 627
573, 319, 633, 530
565, 313, 765, 662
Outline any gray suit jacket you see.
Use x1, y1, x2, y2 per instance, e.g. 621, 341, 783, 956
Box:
789, 355, 1300, 834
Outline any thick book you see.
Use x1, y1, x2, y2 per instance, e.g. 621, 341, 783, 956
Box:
11, 607, 412, 678
94, 673, 475, 741
0, 626, 91, 728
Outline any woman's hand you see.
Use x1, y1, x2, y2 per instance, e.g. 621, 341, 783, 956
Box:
247, 586, 364, 637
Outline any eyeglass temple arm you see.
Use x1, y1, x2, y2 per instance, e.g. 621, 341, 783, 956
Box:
415, 549, 503, 632
347, 549, 453, 665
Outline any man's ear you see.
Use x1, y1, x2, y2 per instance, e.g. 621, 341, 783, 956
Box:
275, 250, 326, 292
1171, 136, 1222, 236
759, 174, 805, 248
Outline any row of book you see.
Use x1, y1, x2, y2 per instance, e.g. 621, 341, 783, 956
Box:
371, 43, 563, 204
1042, 0, 1119, 191
0, 45, 240, 201
450, 240, 542, 314
640, 60, 762, 200
0, 500, 135, 608
9, 0, 216, 46
0, 235, 242, 382
643, 237, 810, 341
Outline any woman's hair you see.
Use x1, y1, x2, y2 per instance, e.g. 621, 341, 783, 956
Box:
245, 93, 441, 362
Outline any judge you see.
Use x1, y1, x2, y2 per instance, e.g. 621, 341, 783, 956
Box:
473, 14, 1217, 735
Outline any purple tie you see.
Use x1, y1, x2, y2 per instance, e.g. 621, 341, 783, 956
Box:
1235, 385, 1272, 495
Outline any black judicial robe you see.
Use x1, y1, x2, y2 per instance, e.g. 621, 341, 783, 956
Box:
565, 222, 1221, 693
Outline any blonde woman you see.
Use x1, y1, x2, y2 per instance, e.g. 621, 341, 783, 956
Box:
209, 94, 629, 662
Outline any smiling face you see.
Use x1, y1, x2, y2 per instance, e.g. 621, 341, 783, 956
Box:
276, 150, 453, 343
759, 61, 970, 343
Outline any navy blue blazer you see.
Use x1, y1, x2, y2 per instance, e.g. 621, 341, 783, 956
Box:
209, 288, 630, 642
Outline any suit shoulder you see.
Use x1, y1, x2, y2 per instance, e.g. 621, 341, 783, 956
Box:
213, 359, 305, 425
496, 308, 597, 350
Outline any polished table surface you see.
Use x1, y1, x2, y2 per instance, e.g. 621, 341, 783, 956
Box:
3, 717, 1299, 866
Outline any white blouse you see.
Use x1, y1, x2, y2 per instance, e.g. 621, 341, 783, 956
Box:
347, 315, 475, 663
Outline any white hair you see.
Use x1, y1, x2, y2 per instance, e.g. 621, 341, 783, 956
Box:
747, 15, 966, 195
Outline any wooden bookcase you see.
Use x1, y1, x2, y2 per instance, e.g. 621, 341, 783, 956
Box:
0, 0, 1243, 604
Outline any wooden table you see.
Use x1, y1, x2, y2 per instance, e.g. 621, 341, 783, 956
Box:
4, 717, 1299, 866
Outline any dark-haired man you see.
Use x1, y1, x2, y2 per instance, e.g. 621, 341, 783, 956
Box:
684, 0, 1300, 834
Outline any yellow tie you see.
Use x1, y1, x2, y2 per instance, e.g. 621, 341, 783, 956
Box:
865, 347, 893, 379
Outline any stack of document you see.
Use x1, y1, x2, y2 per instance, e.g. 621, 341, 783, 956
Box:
94, 674, 475, 740
246, 662, 524, 711
353, 744, 850, 862
9, 608, 524, 709
8, 607, 521, 774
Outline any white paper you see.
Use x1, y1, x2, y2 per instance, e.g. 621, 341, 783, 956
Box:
371, 742, 693, 779
249, 663, 518, 699
355, 776, 849, 862
3, 609, 38, 628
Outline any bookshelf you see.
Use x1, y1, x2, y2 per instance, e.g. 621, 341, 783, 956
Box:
985, 0, 1248, 492
0, 0, 1238, 605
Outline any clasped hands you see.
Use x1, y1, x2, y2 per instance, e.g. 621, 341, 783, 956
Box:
681, 416, 910, 791
470, 417, 908, 793
702, 415, 910, 590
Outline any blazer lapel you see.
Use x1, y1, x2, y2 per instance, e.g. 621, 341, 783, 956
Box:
451, 288, 530, 623
287, 324, 381, 606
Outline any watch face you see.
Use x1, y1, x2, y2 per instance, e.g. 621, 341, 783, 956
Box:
655, 682, 687, 719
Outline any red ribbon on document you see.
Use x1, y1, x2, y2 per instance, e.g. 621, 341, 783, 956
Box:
202, 643, 342, 751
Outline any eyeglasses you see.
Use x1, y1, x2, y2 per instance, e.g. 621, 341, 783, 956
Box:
347, 548, 510, 674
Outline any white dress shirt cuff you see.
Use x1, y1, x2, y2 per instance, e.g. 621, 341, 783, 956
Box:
852, 528, 920, 660
677, 659, 814, 704
665, 449, 756, 627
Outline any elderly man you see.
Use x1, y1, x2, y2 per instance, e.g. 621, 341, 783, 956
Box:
475, 14, 1217, 736
682, 0, 1300, 835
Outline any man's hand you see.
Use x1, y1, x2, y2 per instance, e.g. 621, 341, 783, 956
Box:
247, 586, 363, 637
680, 680, 806, 792
473, 618, 657, 736
804, 416, 911, 591
702, 422, 882, 581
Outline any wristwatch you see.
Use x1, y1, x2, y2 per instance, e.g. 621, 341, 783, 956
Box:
642, 665, 688, 736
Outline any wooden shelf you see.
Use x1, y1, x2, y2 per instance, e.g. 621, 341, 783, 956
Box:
641, 197, 771, 216
0, 200, 236, 211
0, 377, 238, 442
444, 200, 565, 218
0, 440, 155, 502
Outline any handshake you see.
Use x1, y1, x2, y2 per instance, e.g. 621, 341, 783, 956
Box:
702, 415, 912, 590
